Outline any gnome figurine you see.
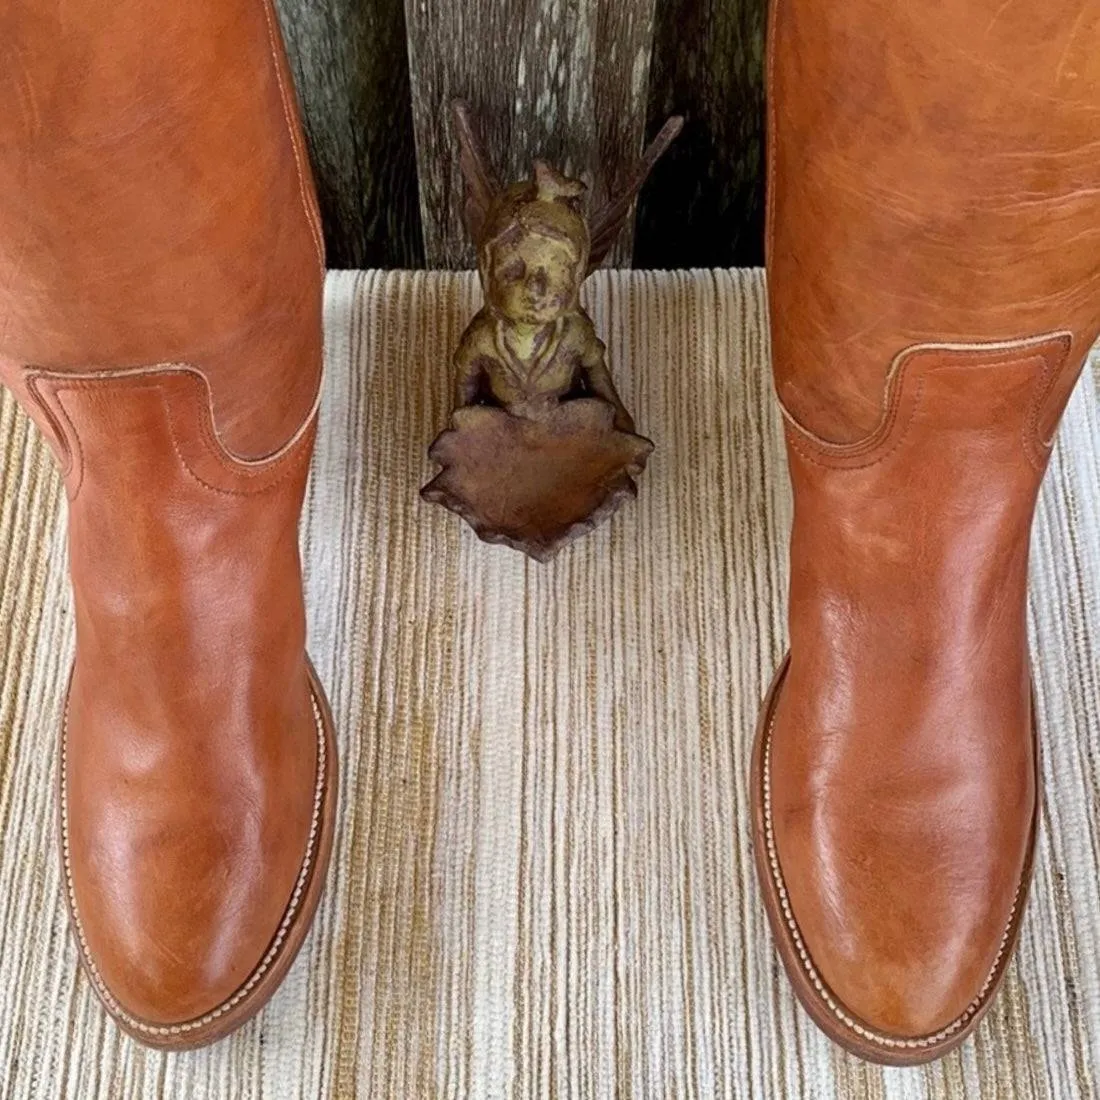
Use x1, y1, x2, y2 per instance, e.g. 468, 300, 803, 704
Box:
421, 102, 681, 562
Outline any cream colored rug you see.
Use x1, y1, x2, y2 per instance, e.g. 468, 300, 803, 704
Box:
0, 270, 1097, 1099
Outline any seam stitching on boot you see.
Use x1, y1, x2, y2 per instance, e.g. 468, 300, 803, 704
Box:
258, 0, 325, 273
778, 330, 1072, 458
784, 378, 924, 471
164, 391, 314, 498
26, 364, 322, 476
1022, 343, 1068, 469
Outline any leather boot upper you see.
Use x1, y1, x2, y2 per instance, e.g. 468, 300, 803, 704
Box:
40, 365, 324, 1030
770, 336, 1060, 1040
0, 0, 330, 1040
0, 0, 324, 458
761, 0, 1100, 1052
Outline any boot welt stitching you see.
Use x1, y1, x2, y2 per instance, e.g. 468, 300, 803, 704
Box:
59, 688, 327, 1038
761, 709, 1026, 1051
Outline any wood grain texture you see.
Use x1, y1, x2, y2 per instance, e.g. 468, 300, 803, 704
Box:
275, 0, 424, 268
0, 271, 1098, 1097
404, 0, 657, 268
635, 0, 767, 268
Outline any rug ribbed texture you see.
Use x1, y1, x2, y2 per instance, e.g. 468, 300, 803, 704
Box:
0, 269, 1097, 1098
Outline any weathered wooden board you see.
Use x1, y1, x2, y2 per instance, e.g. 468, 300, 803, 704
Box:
275, 0, 766, 270
275, 0, 424, 268
404, 0, 658, 269
635, 0, 767, 268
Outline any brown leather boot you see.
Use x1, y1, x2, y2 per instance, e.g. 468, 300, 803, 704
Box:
751, 0, 1100, 1064
0, 0, 336, 1048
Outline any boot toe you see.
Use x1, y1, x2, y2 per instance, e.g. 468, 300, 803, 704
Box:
755, 661, 1037, 1063
761, 790, 1032, 1061
67, 840, 297, 1033
59, 676, 331, 1046
775, 848, 1022, 1045
64, 799, 316, 1042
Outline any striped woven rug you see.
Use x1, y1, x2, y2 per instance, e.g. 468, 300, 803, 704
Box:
0, 270, 1097, 1098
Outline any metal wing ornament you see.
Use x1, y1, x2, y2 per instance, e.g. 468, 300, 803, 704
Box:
421, 100, 683, 562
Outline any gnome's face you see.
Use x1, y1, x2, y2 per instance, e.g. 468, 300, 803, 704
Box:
488, 232, 580, 325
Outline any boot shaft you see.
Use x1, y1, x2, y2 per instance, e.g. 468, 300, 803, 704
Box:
0, 0, 324, 459
767, 0, 1100, 442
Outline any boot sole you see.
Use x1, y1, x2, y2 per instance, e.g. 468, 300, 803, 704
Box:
750, 654, 1038, 1066
56, 657, 339, 1050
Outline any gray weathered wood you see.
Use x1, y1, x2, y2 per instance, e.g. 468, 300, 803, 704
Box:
275, 0, 424, 269
274, 0, 766, 270
404, 0, 658, 269
635, 0, 766, 268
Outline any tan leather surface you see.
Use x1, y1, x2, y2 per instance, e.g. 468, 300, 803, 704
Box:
763, 0, 1100, 1053
773, 337, 1068, 1038
0, 0, 324, 460
39, 367, 319, 1025
767, 0, 1100, 443
0, 0, 329, 1038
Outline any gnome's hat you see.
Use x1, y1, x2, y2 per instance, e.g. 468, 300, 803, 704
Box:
479, 160, 590, 295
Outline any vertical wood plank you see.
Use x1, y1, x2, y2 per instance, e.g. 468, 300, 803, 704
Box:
405, 0, 658, 269
275, 0, 424, 269
635, 0, 767, 268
